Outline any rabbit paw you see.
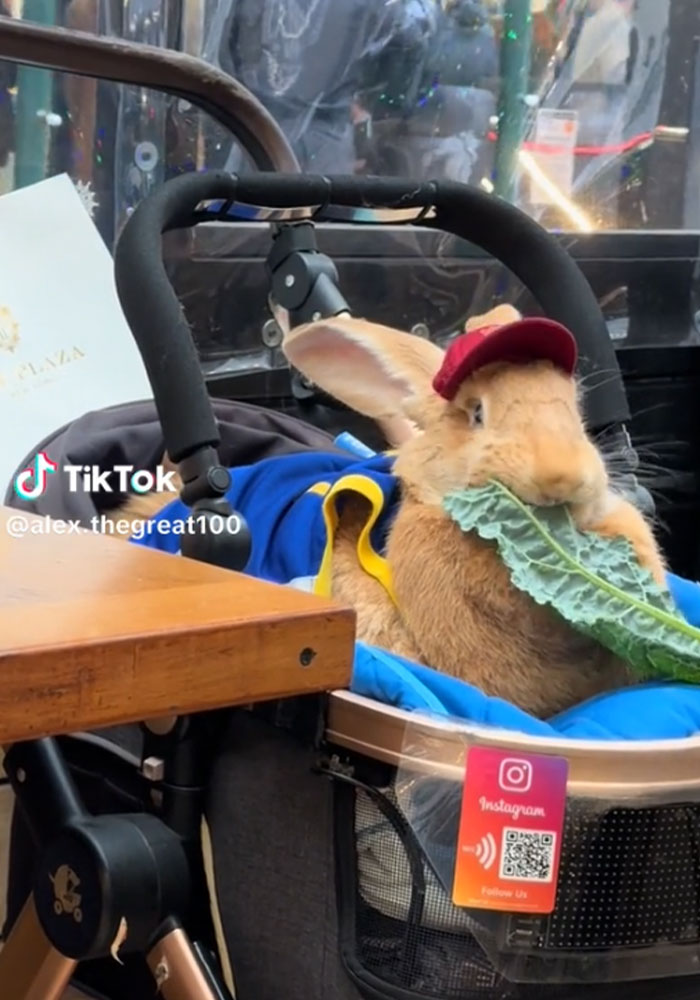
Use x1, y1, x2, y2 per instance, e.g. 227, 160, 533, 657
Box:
581, 497, 667, 588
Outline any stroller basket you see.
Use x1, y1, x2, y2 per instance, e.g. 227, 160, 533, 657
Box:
327, 694, 700, 997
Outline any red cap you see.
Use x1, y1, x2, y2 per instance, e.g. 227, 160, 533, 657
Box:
432, 318, 578, 401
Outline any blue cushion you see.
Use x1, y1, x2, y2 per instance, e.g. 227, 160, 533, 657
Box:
667, 572, 700, 626
350, 571, 700, 741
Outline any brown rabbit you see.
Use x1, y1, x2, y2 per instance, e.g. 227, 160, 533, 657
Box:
110, 307, 666, 717
278, 307, 667, 717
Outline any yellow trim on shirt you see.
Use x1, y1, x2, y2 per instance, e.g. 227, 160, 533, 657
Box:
306, 481, 332, 497
312, 474, 397, 606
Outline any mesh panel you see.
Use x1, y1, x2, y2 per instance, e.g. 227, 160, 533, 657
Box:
546, 804, 700, 950
346, 784, 700, 1000
354, 786, 510, 998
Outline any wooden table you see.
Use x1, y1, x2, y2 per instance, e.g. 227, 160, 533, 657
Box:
0, 506, 355, 744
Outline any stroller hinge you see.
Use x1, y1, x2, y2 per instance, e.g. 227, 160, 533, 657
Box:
267, 221, 351, 327
176, 447, 253, 572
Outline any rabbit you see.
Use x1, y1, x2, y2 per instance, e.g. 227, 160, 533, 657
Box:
108, 306, 667, 717
278, 306, 668, 717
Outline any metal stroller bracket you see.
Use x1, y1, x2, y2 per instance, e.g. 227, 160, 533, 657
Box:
267, 221, 351, 327
266, 220, 353, 403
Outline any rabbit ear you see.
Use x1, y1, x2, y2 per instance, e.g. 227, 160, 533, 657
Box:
465, 304, 522, 332
282, 316, 444, 424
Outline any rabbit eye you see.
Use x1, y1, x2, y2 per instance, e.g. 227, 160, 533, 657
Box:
469, 400, 484, 427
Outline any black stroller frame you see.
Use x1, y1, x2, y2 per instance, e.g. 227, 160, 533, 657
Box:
0, 16, 651, 1000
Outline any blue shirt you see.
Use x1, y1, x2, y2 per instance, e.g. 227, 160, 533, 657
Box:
129, 450, 399, 599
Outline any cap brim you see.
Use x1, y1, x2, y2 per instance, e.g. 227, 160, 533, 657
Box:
435, 318, 578, 400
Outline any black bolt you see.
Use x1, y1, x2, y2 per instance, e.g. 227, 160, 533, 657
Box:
207, 467, 231, 492
299, 647, 316, 667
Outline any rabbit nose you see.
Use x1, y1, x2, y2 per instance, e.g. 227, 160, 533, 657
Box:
532, 444, 589, 503
537, 477, 585, 505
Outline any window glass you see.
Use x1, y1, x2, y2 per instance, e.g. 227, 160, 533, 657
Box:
0, 0, 696, 234
197, 0, 692, 234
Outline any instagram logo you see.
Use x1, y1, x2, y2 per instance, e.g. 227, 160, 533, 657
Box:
14, 452, 58, 501
498, 758, 533, 794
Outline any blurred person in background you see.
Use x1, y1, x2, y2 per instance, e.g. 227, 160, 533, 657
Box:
204, 0, 440, 174
358, 0, 499, 183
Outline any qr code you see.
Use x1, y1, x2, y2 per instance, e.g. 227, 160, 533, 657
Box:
499, 828, 556, 882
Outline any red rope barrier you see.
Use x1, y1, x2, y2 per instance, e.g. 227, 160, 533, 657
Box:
486, 130, 655, 157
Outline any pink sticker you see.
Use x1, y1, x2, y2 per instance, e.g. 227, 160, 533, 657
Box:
453, 746, 568, 913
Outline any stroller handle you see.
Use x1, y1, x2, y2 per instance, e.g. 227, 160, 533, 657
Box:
114, 170, 630, 466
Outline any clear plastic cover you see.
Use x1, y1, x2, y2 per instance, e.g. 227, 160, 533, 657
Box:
3, 0, 696, 231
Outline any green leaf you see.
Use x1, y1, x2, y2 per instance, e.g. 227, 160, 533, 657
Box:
442, 482, 700, 683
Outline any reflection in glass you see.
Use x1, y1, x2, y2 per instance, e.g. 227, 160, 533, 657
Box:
0, 0, 697, 236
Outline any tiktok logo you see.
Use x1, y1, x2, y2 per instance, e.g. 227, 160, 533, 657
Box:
14, 452, 58, 501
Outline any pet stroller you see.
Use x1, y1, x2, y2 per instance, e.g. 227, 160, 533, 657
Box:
4, 18, 700, 1000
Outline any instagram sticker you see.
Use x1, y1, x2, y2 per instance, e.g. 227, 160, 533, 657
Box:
14, 452, 58, 501
452, 746, 568, 914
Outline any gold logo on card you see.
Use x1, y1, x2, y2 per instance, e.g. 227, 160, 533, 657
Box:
0, 344, 87, 396
0, 307, 19, 353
